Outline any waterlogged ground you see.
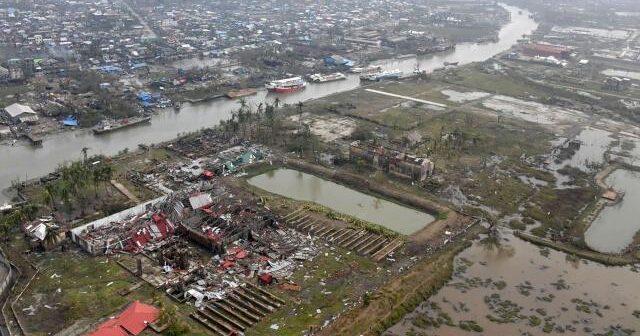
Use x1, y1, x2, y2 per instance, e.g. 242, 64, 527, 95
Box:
441, 89, 491, 103
385, 231, 640, 336
481, 95, 588, 126
586, 169, 640, 253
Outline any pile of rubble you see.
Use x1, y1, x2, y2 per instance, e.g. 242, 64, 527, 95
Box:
70, 197, 177, 255
72, 180, 318, 316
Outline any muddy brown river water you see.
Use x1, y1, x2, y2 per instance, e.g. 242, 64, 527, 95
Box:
386, 230, 640, 336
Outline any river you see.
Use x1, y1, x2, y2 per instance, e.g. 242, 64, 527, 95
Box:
247, 168, 435, 235
0, 4, 537, 202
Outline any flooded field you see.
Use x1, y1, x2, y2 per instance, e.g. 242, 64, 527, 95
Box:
247, 168, 435, 235
441, 89, 491, 103
602, 69, 640, 81
551, 26, 631, 40
386, 231, 640, 336
610, 135, 640, 166
558, 128, 612, 171
481, 95, 588, 126
585, 169, 640, 254
288, 113, 356, 142
546, 127, 613, 188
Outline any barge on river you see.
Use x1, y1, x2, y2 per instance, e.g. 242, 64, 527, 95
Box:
93, 116, 151, 134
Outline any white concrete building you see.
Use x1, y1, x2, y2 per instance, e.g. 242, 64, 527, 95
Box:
3, 103, 39, 123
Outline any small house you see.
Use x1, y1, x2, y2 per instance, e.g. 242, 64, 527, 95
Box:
3, 103, 39, 123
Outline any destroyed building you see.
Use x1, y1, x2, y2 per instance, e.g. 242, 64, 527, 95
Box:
69, 180, 317, 314
349, 140, 434, 181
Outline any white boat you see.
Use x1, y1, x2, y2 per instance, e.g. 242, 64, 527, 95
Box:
309, 72, 347, 83
265, 77, 306, 93
349, 65, 381, 74
360, 69, 402, 81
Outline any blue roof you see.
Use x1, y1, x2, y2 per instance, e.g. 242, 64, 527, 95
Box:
131, 63, 148, 70
62, 116, 78, 126
137, 91, 153, 101
97, 65, 122, 74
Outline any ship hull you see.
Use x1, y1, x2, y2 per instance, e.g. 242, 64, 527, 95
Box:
267, 85, 305, 93
93, 117, 151, 134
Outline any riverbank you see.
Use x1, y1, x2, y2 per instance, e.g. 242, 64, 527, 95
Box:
285, 159, 445, 216
515, 231, 637, 265
0, 4, 538, 204
320, 236, 476, 336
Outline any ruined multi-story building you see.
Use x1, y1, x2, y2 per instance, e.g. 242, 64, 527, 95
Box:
349, 140, 434, 181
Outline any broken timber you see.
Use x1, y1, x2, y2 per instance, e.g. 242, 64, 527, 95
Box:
283, 208, 403, 261
191, 284, 284, 336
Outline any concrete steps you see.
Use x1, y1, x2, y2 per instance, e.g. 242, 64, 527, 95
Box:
282, 208, 404, 261
194, 285, 285, 335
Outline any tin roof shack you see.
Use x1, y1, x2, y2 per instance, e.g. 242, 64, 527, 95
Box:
522, 43, 572, 59
70, 196, 174, 255
3, 103, 39, 124
22, 217, 62, 249
349, 141, 434, 181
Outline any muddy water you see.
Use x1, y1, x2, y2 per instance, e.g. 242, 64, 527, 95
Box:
548, 127, 613, 188
247, 168, 435, 235
602, 69, 640, 81
585, 169, 640, 254
561, 128, 613, 171
386, 231, 640, 336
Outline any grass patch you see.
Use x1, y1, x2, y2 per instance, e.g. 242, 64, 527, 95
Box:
248, 248, 378, 335
15, 252, 137, 334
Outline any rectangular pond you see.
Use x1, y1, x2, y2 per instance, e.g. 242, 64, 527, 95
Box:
247, 168, 435, 235
585, 169, 640, 254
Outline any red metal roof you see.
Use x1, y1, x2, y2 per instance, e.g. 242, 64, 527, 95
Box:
89, 301, 159, 336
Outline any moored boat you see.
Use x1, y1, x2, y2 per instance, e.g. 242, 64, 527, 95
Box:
309, 72, 347, 83
265, 77, 306, 93
93, 116, 151, 134
360, 69, 402, 81
349, 65, 382, 74
226, 88, 258, 99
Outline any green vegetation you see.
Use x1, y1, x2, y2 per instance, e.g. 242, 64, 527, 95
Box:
248, 249, 377, 335
515, 231, 636, 265
437, 211, 449, 220
15, 254, 135, 333
26, 157, 116, 220
446, 66, 551, 98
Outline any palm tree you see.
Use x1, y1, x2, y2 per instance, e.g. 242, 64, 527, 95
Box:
58, 180, 72, 209
238, 97, 248, 113
44, 184, 57, 211
0, 222, 10, 242
42, 226, 60, 250
264, 104, 276, 144
81, 147, 90, 163
297, 101, 304, 127
22, 204, 38, 221
256, 102, 264, 119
